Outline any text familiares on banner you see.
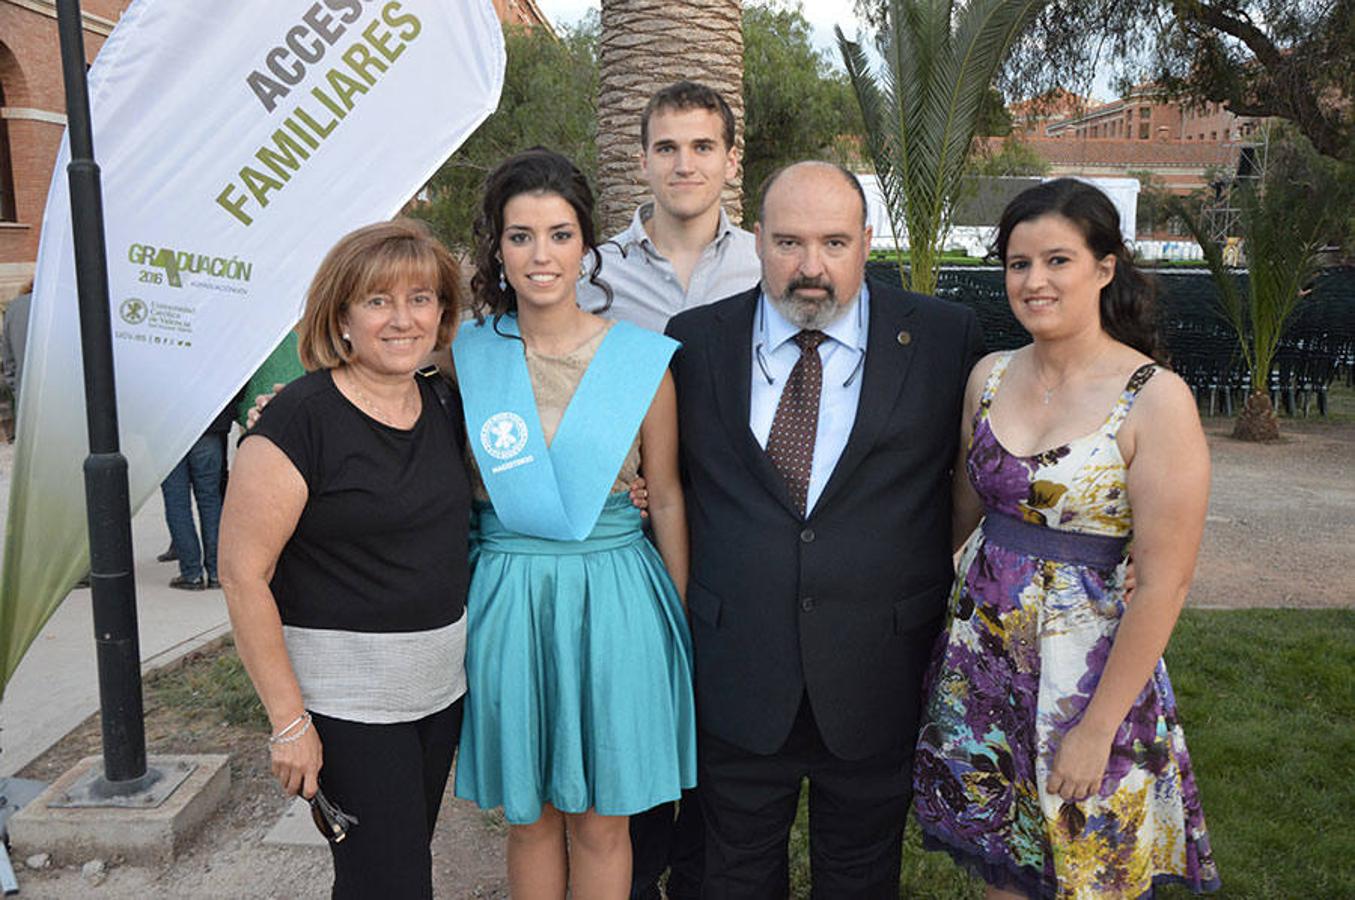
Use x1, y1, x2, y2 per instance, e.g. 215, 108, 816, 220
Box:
216, 1, 422, 227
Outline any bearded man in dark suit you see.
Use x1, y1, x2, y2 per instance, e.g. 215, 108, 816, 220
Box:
665, 161, 984, 898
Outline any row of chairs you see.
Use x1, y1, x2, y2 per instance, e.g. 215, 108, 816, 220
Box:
1168, 325, 1350, 417
874, 264, 1355, 417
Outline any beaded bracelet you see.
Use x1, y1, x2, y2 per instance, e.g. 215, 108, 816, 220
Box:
268, 711, 312, 746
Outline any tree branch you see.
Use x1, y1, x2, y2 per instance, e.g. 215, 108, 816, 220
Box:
1178, 0, 1284, 69
1175, 0, 1349, 158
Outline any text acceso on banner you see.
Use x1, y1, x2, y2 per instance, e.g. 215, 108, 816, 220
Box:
217, 0, 423, 227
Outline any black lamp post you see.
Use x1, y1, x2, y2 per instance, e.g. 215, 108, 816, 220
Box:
55, 0, 152, 794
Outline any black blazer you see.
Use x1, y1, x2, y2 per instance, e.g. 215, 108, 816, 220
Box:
666, 278, 984, 760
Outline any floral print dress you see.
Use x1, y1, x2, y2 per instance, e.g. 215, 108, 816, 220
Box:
913, 352, 1219, 899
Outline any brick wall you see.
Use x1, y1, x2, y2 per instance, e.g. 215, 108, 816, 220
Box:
1181, 102, 1262, 143
0, 0, 130, 299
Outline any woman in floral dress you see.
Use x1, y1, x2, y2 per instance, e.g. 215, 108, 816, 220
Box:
913, 179, 1220, 899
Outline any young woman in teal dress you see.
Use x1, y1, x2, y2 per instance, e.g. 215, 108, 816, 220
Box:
452, 149, 696, 899
913, 179, 1220, 898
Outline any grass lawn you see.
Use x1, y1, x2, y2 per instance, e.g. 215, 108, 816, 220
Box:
788, 608, 1355, 898
1318, 379, 1355, 422
158, 614, 1355, 896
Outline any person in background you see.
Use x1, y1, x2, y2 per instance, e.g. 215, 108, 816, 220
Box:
576, 79, 759, 900
1, 279, 33, 440
160, 396, 238, 590
219, 219, 469, 898
160, 338, 301, 567
912, 178, 1219, 898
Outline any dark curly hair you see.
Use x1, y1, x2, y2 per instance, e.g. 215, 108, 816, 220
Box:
994, 178, 1167, 364
471, 148, 611, 330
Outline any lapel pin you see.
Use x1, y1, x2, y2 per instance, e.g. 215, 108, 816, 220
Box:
897, 330, 912, 346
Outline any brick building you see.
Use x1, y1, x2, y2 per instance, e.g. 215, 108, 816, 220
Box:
1180, 100, 1262, 144
1045, 87, 1182, 142
0, 0, 552, 302
1010, 87, 1087, 138
1043, 85, 1263, 145
491, 0, 552, 28
1, 0, 131, 300
993, 136, 1241, 196
994, 84, 1270, 234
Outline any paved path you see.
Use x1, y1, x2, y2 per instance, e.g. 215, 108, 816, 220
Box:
0, 442, 232, 777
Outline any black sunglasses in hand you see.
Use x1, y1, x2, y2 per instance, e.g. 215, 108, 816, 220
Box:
309, 787, 360, 843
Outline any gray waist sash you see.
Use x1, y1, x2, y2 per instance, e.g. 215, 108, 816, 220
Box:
981, 511, 1128, 568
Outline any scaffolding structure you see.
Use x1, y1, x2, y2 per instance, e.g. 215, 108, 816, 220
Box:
1201, 124, 1271, 260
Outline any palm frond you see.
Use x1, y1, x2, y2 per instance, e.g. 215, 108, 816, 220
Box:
1171, 194, 1254, 373
1238, 183, 1326, 387
1173, 184, 1328, 394
840, 0, 1049, 293
838, 26, 910, 269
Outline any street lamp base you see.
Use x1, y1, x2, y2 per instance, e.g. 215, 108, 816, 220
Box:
7, 754, 230, 867
47, 759, 190, 809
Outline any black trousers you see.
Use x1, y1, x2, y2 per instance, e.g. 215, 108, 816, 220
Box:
698, 694, 913, 899
629, 785, 705, 900
311, 699, 464, 900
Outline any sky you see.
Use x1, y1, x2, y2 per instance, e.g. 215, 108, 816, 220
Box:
536, 0, 870, 60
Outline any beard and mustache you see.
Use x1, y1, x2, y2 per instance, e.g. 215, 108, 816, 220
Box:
769, 276, 849, 331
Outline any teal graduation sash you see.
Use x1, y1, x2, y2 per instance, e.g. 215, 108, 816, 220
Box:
453, 317, 678, 541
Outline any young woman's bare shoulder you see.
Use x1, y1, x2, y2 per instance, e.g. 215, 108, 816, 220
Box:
1132, 366, 1197, 419
1120, 365, 1204, 463
967, 350, 1009, 392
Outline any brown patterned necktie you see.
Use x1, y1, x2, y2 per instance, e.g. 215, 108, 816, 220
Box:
766, 330, 827, 516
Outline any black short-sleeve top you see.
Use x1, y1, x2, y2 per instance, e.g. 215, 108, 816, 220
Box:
245, 369, 470, 634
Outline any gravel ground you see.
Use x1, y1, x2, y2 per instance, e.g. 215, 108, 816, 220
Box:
1192, 419, 1355, 609
13, 656, 509, 899
6, 415, 1352, 897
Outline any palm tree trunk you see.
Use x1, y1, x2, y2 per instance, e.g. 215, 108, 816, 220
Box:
1233, 389, 1280, 441
597, 0, 745, 234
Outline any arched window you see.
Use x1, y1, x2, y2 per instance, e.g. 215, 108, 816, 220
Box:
0, 82, 16, 222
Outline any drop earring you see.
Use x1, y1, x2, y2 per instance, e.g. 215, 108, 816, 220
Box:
579, 259, 588, 280
498, 270, 507, 291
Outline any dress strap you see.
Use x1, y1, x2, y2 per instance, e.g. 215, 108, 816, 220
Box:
1105, 363, 1158, 435
977, 352, 1014, 414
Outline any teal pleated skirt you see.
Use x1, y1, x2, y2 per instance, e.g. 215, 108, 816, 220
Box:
454, 492, 697, 825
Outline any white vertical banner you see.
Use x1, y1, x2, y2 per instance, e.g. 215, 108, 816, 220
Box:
0, 0, 506, 689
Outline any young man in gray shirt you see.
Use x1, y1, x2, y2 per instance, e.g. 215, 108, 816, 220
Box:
577, 81, 759, 332
578, 81, 759, 900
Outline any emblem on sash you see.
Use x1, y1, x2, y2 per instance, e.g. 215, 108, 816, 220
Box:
481, 412, 529, 460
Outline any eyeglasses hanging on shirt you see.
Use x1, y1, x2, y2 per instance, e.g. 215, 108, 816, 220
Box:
754, 298, 867, 388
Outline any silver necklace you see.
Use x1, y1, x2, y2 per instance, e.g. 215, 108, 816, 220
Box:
1034, 348, 1107, 405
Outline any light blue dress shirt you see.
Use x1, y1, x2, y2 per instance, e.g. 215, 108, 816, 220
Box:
750, 284, 870, 514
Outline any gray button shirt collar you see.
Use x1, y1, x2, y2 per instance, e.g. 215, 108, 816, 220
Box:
578, 203, 761, 332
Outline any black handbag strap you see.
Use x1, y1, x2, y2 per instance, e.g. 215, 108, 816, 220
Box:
416, 365, 466, 452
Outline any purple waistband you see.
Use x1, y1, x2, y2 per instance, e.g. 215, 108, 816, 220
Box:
981, 512, 1128, 568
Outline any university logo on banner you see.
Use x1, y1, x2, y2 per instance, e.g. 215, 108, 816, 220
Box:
0, 0, 506, 690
